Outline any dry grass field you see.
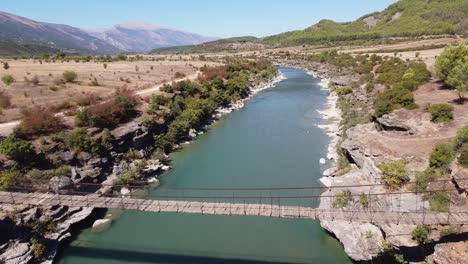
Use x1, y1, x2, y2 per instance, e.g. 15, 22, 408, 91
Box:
0, 59, 217, 122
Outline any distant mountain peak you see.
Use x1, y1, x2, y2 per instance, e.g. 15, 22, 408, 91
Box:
116, 21, 166, 31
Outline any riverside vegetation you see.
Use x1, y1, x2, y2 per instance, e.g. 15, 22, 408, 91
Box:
275, 42, 468, 263
0, 57, 278, 262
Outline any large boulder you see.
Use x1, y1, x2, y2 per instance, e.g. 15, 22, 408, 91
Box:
432, 241, 468, 264
49, 176, 73, 193
58, 151, 76, 164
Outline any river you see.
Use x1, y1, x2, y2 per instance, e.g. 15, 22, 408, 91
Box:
57, 67, 351, 264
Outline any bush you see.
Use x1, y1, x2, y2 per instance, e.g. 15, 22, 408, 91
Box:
31, 239, 46, 260
359, 193, 369, 208
428, 104, 454, 123
0, 135, 35, 163
454, 125, 468, 150
374, 87, 416, 116
0, 170, 27, 191
31, 75, 40, 85
335, 86, 353, 96
75, 88, 138, 128
429, 144, 455, 169
412, 225, 432, 244
3, 62, 9, 70
411, 168, 445, 193
0, 90, 11, 109
1, 75, 15, 86
66, 128, 103, 155
15, 107, 66, 138
458, 143, 468, 168
378, 160, 409, 190
426, 192, 450, 212
440, 226, 458, 238
332, 190, 352, 208
63, 71, 78, 82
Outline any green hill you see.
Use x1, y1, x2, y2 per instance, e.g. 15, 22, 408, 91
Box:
263, 0, 468, 46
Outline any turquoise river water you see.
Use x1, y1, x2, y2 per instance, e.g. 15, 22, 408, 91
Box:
57, 67, 351, 264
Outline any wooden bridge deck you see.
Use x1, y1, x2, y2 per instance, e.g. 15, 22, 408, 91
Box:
1, 191, 467, 225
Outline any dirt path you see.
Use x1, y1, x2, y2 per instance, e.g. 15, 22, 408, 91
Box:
135, 71, 200, 96
0, 72, 201, 137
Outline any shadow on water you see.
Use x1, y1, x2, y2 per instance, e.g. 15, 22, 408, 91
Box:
64, 246, 298, 264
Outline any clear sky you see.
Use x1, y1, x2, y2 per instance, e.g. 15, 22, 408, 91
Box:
1, 0, 397, 38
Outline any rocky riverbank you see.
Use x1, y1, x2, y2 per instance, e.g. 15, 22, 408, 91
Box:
276, 58, 468, 263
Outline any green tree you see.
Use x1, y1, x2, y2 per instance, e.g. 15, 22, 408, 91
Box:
378, 160, 409, 190
436, 44, 468, 100
436, 44, 468, 80
446, 60, 468, 100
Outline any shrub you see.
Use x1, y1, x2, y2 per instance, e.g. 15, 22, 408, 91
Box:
3, 62, 9, 70
332, 190, 352, 208
174, 72, 186, 79
75, 88, 138, 128
66, 128, 103, 155
378, 160, 409, 190
15, 107, 66, 138
75, 93, 100, 106
411, 168, 445, 193
89, 77, 99, 86
411, 225, 432, 244
335, 86, 353, 96
63, 71, 78, 82
31, 239, 46, 260
426, 192, 450, 212
454, 125, 468, 150
440, 226, 458, 238
359, 193, 369, 208
31, 75, 40, 85
0, 170, 27, 191
429, 144, 455, 169
458, 143, 468, 168
0, 90, 11, 109
0, 135, 35, 163
374, 87, 416, 116
428, 104, 454, 123
1, 75, 15, 86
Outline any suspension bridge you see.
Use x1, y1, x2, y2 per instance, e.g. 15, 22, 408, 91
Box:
1, 178, 467, 225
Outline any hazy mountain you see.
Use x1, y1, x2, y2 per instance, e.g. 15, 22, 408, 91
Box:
0, 11, 123, 55
85, 22, 218, 52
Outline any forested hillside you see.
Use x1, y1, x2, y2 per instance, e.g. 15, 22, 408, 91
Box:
263, 0, 468, 46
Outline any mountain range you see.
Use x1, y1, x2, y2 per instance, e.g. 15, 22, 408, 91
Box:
0, 11, 216, 55
153, 0, 468, 54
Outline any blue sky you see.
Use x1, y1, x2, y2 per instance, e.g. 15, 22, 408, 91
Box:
1, 0, 397, 37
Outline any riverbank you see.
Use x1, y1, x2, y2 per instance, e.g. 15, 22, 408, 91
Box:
276, 57, 468, 263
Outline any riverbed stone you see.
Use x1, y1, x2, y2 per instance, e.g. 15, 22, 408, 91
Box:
49, 176, 73, 193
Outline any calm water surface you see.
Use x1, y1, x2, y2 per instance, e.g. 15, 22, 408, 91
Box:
57, 67, 351, 264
